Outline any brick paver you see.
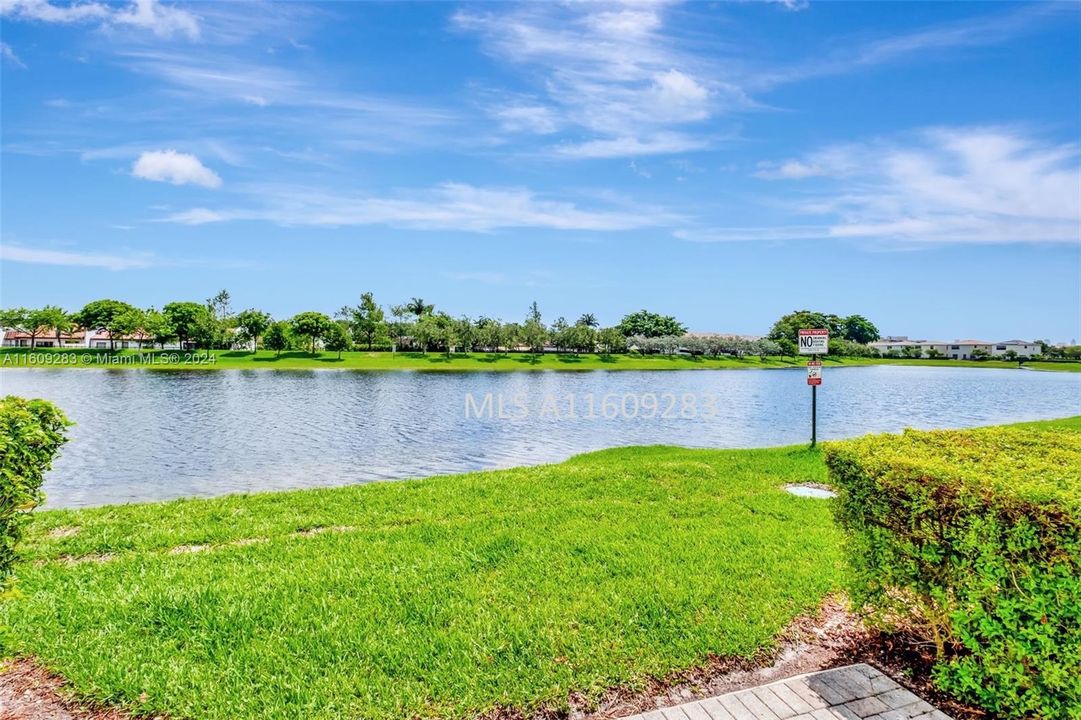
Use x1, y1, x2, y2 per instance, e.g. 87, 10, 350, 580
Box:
618, 664, 952, 720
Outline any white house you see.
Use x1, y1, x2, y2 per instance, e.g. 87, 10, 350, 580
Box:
868, 337, 1042, 359
2, 327, 180, 350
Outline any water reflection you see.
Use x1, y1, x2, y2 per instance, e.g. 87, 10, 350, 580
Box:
1, 366, 1077, 508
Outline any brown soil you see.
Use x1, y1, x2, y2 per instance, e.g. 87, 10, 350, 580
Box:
0, 659, 162, 720
0, 597, 986, 720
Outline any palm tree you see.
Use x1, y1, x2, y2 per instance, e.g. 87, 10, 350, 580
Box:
406, 297, 433, 320
577, 313, 599, 328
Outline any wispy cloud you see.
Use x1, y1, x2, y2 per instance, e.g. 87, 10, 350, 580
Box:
454, 2, 738, 159
676, 226, 826, 243
752, 3, 1070, 89
753, 160, 824, 180
452, 2, 1062, 161
161, 181, 683, 232
0, 0, 200, 40
132, 149, 223, 188
0, 243, 156, 270
0, 41, 26, 68
685, 127, 1081, 245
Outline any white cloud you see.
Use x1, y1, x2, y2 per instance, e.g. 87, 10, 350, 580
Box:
0, 0, 110, 24
629, 160, 651, 179
132, 149, 222, 188
652, 69, 709, 116
555, 132, 710, 159
0, 41, 25, 68
771, 0, 809, 11
162, 181, 682, 232
167, 207, 226, 224
492, 104, 560, 134
112, 0, 199, 39
675, 226, 826, 243
753, 160, 825, 179
455, 3, 730, 158
683, 127, 1081, 246
0, 243, 155, 270
0, 0, 199, 39
753, 4, 1069, 89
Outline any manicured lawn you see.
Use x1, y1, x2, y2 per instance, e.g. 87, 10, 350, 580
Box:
3, 418, 1078, 718
2, 347, 1078, 372
3, 444, 845, 720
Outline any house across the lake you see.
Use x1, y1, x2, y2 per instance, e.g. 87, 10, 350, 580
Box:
2, 327, 180, 349
868, 337, 1042, 360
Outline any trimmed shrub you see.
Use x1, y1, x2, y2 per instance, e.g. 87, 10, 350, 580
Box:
1, 396, 69, 593
825, 426, 1081, 719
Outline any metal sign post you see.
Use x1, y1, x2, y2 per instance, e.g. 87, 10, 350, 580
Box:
800, 330, 828, 447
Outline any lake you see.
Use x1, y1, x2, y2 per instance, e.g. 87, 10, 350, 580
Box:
2, 366, 1078, 508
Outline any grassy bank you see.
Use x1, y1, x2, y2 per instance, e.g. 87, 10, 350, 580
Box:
4, 445, 843, 719
2, 347, 1078, 372
3, 418, 1078, 720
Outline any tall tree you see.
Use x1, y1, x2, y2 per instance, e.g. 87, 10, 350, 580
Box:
22, 307, 52, 348
522, 303, 547, 356
323, 321, 353, 360
107, 307, 145, 348
235, 309, 271, 353
550, 316, 569, 352
616, 310, 686, 338
406, 297, 433, 319
290, 312, 333, 356
74, 299, 135, 350
163, 302, 213, 350
264, 321, 290, 358
0, 308, 30, 344
21, 307, 52, 348
475, 317, 501, 353
339, 292, 387, 350
412, 313, 439, 354
597, 327, 626, 355
577, 313, 599, 328
767, 310, 861, 346
842, 314, 880, 344
142, 308, 175, 349
38, 306, 74, 348
204, 289, 234, 349
389, 304, 410, 350
499, 322, 520, 356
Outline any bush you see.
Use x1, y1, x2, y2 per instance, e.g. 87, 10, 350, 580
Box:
0, 396, 69, 594
825, 426, 1081, 719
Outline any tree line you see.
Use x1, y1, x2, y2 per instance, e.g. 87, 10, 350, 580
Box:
0, 294, 697, 357
12, 296, 1068, 360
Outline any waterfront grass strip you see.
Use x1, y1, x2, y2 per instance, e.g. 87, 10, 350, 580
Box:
3, 347, 1079, 372
4, 445, 843, 720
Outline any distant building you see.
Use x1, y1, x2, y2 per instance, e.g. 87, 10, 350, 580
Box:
2, 327, 180, 350
868, 338, 1042, 360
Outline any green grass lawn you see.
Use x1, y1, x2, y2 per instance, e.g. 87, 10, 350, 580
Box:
3, 418, 1078, 719
3, 445, 844, 720
3, 347, 1079, 372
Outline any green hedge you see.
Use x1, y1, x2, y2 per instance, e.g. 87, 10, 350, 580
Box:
0, 396, 69, 594
825, 426, 1081, 719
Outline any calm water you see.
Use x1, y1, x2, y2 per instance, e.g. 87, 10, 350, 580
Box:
2, 366, 1078, 508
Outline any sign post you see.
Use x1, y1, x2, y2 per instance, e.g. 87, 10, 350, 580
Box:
799, 330, 829, 447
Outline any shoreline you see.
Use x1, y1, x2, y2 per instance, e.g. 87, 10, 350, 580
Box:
2, 348, 1078, 373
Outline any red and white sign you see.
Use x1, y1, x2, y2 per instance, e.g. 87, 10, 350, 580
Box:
798, 328, 829, 355
807, 360, 822, 386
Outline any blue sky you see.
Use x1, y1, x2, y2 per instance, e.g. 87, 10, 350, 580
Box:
1, 0, 1079, 341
